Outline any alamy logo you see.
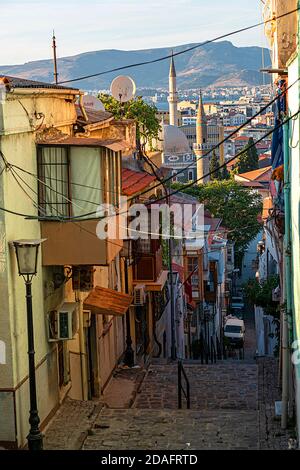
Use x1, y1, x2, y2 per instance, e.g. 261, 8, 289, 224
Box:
0, 340, 6, 364
96, 196, 205, 242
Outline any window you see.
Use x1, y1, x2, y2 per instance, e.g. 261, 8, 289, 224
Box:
224, 325, 242, 334
38, 146, 70, 217
188, 257, 198, 286
37, 145, 121, 219
188, 170, 193, 181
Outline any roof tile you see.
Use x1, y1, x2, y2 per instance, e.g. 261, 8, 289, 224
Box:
122, 168, 156, 196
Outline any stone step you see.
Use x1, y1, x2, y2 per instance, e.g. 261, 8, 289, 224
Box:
83, 408, 259, 450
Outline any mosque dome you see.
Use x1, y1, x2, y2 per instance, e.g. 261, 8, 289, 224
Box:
161, 124, 191, 155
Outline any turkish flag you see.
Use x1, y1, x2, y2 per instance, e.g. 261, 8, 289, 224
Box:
184, 273, 196, 309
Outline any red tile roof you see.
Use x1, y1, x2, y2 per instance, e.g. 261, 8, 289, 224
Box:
122, 168, 156, 196
237, 166, 272, 182
238, 180, 265, 188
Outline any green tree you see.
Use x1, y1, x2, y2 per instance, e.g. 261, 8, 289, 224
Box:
243, 275, 280, 317
99, 94, 160, 157
209, 151, 222, 180
235, 137, 259, 174
171, 179, 262, 263
221, 165, 230, 180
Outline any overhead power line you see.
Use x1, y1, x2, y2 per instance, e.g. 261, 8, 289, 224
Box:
5, 76, 299, 218
5, 158, 266, 253
0, 110, 297, 221
57, 7, 299, 85
154, 109, 300, 203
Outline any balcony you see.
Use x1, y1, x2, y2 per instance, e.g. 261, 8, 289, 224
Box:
37, 139, 123, 266
133, 240, 163, 282
40, 219, 123, 266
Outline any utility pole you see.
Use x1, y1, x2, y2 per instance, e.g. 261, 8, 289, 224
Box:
52, 30, 58, 84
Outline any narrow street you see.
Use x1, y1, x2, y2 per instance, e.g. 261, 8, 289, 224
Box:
44, 312, 293, 450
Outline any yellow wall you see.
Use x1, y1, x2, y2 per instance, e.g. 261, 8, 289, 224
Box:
0, 89, 78, 446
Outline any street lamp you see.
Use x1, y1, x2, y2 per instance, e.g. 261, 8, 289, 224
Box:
12, 239, 45, 451
121, 240, 134, 368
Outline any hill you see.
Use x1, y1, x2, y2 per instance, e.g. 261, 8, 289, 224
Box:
0, 41, 270, 90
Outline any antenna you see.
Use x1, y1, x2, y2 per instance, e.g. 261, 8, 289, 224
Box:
52, 30, 58, 85
110, 76, 136, 103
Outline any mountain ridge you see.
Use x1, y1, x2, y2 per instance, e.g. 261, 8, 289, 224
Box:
0, 41, 271, 90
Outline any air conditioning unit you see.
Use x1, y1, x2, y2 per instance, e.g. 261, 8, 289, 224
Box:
133, 285, 146, 306
47, 302, 78, 342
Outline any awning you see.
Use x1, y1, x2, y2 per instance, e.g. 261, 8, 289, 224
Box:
83, 286, 133, 316
133, 270, 169, 292
37, 135, 128, 152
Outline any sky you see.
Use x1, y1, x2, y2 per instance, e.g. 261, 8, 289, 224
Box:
0, 0, 268, 65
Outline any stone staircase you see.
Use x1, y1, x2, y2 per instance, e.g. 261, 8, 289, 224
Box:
83, 408, 259, 450
83, 360, 259, 450
134, 361, 258, 411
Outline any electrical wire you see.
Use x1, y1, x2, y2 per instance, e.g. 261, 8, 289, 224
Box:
4, 84, 294, 220
1, 156, 268, 247
57, 7, 299, 85
0, 111, 294, 222
32, 76, 300, 213
5, 76, 298, 216
44, 110, 300, 218
151, 110, 300, 205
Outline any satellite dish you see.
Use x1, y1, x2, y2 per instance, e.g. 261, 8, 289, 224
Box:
110, 75, 136, 103
82, 94, 105, 111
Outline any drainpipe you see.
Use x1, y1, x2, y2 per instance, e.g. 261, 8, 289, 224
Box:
281, 117, 292, 429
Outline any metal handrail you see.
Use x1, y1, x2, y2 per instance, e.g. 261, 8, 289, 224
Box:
200, 331, 209, 364
216, 335, 222, 360
178, 360, 191, 409
211, 335, 217, 364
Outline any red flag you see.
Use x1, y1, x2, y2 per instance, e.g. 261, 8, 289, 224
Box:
184, 272, 196, 309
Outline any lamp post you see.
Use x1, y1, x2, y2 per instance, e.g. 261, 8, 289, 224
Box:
121, 240, 134, 368
12, 239, 45, 451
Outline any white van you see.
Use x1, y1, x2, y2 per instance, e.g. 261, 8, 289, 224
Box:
224, 318, 245, 347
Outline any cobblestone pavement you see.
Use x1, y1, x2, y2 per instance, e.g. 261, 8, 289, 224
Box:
43, 398, 102, 450
134, 315, 258, 411
83, 408, 259, 450
134, 363, 258, 411
44, 312, 295, 450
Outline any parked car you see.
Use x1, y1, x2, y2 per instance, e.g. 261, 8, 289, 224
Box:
231, 306, 244, 319
231, 296, 244, 309
224, 318, 245, 347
